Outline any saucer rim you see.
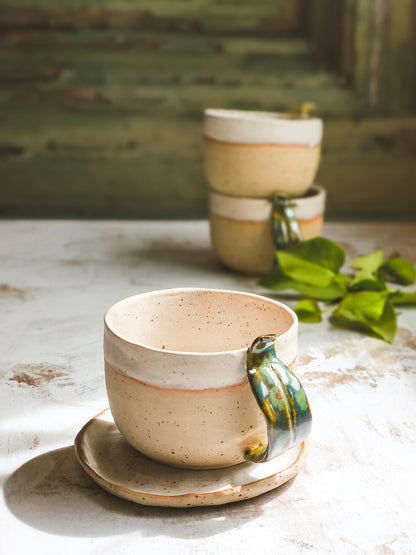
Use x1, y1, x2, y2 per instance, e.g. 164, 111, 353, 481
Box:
75, 409, 309, 508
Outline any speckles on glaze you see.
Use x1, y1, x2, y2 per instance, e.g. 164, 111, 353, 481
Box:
105, 289, 296, 389
105, 362, 267, 469
104, 289, 297, 467
204, 138, 321, 198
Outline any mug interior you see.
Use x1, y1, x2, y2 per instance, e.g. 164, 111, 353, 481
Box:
105, 289, 294, 354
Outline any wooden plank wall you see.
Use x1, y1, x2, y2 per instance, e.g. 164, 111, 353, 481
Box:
0, 0, 415, 219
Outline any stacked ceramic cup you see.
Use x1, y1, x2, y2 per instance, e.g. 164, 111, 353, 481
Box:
203, 109, 325, 275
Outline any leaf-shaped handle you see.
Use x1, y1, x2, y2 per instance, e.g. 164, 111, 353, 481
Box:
272, 195, 303, 251
245, 334, 312, 463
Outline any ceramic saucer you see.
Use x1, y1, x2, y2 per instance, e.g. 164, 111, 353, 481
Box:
75, 409, 309, 508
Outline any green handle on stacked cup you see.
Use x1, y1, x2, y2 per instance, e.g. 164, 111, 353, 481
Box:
209, 185, 326, 275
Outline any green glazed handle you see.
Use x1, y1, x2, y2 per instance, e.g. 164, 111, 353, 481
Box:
245, 334, 312, 463
271, 195, 303, 250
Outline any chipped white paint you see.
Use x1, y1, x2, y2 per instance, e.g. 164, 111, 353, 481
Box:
0, 221, 415, 555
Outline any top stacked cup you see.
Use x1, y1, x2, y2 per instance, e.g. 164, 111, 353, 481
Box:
203, 109, 323, 198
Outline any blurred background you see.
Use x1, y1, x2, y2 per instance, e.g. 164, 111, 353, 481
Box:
0, 0, 415, 220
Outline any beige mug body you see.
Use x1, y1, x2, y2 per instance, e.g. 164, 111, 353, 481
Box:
210, 185, 326, 275
203, 109, 323, 198
104, 288, 298, 469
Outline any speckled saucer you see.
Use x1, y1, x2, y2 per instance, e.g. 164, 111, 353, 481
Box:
75, 410, 309, 508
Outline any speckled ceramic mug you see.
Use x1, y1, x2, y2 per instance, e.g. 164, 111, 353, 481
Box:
210, 185, 326, 275
104, 288, 311, 469
203, 109, 323, 198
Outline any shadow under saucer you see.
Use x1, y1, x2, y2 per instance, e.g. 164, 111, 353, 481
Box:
4, 442, 298, 539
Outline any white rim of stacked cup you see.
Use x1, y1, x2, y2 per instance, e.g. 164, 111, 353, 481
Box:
204, 109, 323, 147
210, 185, 326, 223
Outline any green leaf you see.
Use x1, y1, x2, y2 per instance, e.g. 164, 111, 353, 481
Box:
350, 251, 385, 284
353, 267, 379, 283
379, 258, 416, 285
330, 307, 374, 337
277, 251, 335, 287
350, 278, 386, 292
258, 266, 345, 301
374, 300, 397, 343
295, 299, 322, 323
258, 265, 291, 289
341, 291, 388, 321
333, 273, 352, 287
330, 299, 397, 343
285, 280, 346, 301
350, 250, 384, 273
389, 290, 416, 305
282, 237, 346, 272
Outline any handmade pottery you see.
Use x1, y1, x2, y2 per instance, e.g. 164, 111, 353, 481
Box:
210, 185, 326, 275
75, 409, 309, 507
104, 288, 311, 469
203, 109, 322, 198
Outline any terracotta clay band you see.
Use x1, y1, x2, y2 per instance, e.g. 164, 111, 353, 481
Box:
204, 136, 321, 149
106, 359, 297, 394
210, 214, 322, 226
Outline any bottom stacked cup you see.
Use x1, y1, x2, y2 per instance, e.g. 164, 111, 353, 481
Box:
209, 185, 326, 275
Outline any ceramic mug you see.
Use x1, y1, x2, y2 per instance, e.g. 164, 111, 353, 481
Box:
210, 185, 326, 275
203, 109, 323, 198
104, 288, 311, 469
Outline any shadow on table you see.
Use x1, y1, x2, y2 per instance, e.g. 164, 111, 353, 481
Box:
4, 445, 295, 539
113, 235, 221, 273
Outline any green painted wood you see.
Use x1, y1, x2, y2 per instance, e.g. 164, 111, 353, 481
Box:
0, 34, 359, 119
0, 1, 303, 35
0, 29, 310, 54
0, 1, 415, 219
310, 0, 416, 114
1, 114, 415, 219
382, 0, 416, 113
318, 118, 416, 219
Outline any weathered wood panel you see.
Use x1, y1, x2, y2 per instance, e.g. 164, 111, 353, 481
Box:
1, 110, 415, 219
0, 1, 415, 219
319, 118, 416, 219
310, 0, 416, 114
0, 1, 304, 35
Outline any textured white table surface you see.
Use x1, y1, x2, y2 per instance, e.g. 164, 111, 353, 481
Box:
0, 220, 415, 555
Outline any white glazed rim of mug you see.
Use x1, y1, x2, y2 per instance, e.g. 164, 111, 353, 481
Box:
204, 108, 321, 123
203, 108, 322, 146
104, 287, 297, 357
209, 185, 326, 222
